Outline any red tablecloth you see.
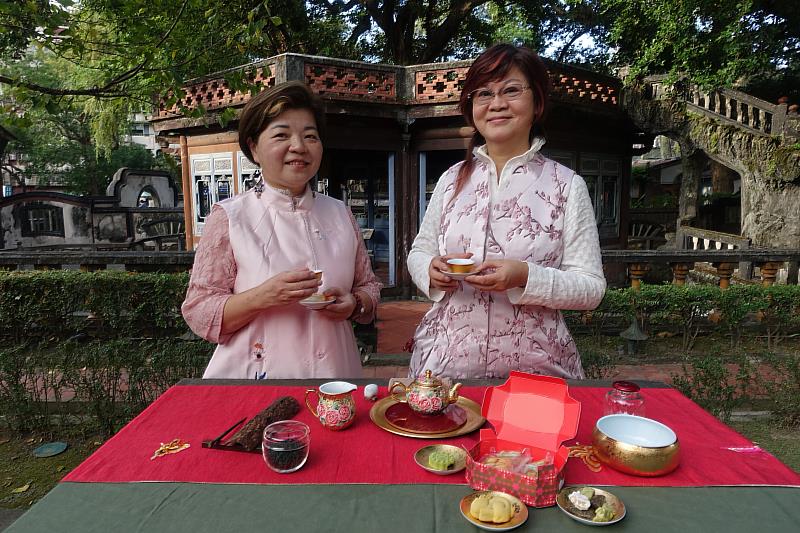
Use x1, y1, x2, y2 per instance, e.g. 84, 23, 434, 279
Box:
64, 384, 800, 487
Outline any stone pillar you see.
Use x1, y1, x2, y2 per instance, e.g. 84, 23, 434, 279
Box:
179, 135, 194, 251
713, 262, 735, 289
396, 121, 417, 298
628, 263, 651, 291
678, 148, 707, 225
671, 262, 693, 285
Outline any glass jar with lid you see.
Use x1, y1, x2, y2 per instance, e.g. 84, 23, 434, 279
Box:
604, 380, 645, 417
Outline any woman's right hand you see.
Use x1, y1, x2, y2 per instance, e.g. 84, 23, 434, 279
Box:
429, 253, 473, 292
219, 269, 321, 335
257, 269, 321, 306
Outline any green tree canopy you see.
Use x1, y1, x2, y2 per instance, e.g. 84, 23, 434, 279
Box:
4, 1, 796, 103
603, 0, 799, 98
2, 0, 797, 169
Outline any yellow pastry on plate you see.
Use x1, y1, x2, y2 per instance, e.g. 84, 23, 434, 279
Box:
469, 493, 514, 524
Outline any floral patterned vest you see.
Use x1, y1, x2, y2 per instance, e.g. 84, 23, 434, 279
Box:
410, 151, 585, 380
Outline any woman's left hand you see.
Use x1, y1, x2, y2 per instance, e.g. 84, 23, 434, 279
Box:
316, 287, 356, 321
465, 259, 529, 292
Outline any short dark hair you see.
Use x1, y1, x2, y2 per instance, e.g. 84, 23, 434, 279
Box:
238, 81, 326, 164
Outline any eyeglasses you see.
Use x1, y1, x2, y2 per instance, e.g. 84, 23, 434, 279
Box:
468, 83, 530, 105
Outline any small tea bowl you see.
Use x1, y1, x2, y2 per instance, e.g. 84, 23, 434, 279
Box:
446, 258, 475, 274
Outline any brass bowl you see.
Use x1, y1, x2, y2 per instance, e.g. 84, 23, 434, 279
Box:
592, 415, 680, 477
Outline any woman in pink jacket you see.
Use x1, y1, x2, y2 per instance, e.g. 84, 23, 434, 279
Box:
182, 82, 382, 379
407, 44, 606, 380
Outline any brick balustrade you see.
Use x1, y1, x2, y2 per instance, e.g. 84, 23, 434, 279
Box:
153, 53, 622, 121
305, 63, 397, 101
157, 63, 276, 119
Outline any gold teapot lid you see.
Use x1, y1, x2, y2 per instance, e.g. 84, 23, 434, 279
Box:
416, 370, 444, 389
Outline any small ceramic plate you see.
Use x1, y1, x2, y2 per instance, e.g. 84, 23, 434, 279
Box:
299, 296, 335, 309
556, 486, 626, 526
414, 444, 467, 475
444, 271, 478, 280
459, 491, 528, 531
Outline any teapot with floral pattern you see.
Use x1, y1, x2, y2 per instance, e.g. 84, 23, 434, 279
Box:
389, 370, 462, 416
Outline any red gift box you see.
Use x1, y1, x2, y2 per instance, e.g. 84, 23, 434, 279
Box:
465, 372, 581, 507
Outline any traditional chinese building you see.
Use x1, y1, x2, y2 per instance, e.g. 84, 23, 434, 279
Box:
0, 168, 183, 251
150, 53, 641, 295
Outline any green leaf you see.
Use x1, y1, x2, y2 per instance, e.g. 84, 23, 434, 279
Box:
218, 107, 237, 128
11, 483, 31, 494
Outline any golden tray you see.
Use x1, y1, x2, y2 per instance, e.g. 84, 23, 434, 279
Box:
370, 395, 485, 439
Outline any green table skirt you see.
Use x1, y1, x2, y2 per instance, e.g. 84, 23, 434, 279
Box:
7, 483, 799, 532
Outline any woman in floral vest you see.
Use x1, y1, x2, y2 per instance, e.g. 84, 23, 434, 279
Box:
407, 44, 606, 380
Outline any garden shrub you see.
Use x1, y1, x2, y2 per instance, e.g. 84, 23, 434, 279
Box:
0, 339, 211, 434
2, 272, 799, 431
0, 271, 190, 342
759, 352, 800, 428
671, 353, 753, 421
578, 345, 616, 379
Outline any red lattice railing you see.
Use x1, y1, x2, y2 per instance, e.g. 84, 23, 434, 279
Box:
304, 63, 397, 101
155, 56, 621, 121
413, 65, 618, 108
414, 67, 469, 103
156, 64, 276, 119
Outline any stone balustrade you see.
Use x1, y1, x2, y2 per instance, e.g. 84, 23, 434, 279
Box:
644, 75, 798, 139
676, 225, 753, 282
0, 251, 195, 272
157, 62, 277, 119
603, 249, 800, 288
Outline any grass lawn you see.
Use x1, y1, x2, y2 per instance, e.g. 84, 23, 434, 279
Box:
0, 430, 103, 510
728, 419, 800, 472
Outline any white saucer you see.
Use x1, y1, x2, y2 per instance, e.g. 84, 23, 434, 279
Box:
444, 271, 478, 280
299, 297, 335, 309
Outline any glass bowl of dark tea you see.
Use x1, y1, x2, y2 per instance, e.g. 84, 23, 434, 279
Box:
262, 420, 310, 473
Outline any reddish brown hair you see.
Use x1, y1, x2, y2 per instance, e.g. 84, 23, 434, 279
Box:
238, 81, 326, 164
455, 44, 550, 191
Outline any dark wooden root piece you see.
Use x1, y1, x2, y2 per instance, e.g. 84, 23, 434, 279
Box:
227, 396, 301, 451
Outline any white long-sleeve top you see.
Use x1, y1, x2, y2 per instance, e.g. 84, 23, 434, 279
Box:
407, 140, 606, 309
